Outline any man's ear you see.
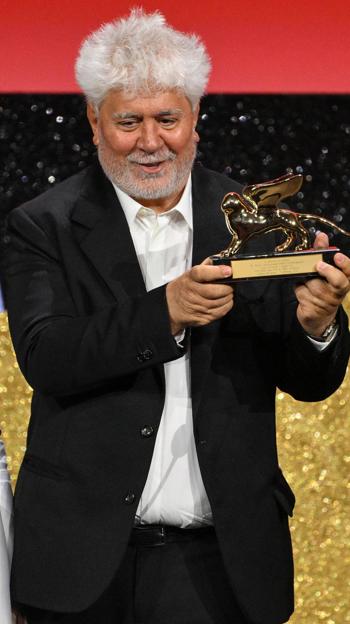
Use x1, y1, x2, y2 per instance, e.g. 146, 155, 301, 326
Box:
193, 103, 200, 143
86, 103, 99, 146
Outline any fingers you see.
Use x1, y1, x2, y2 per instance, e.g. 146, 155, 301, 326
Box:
312, 232, 350, 295
207, 297, 234, 320
166, 263, 234, 334
200, 256, 213, 266
186, 291, 234, 314
191, 263, 232, 283
197, 281, 233, 300
313, 231, 329, 249
334, 252, 350, 279
316, 255, 350, 299
295, 249, 350, 336
190, 264, 233, 301
294, 281, 337, 315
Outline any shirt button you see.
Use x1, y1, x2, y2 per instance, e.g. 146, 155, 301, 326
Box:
124, 492, 136, 505
140, 425, 154, 438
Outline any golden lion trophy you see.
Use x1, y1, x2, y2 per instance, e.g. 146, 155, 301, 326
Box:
212, 173, 350, 282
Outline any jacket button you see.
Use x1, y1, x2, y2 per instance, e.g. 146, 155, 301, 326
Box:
140, 425, 154, 438
137, 348, 153, 362
124, 492, 135, 505
143, 348, 153, 360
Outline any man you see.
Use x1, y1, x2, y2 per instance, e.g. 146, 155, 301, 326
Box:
4, 10, 350, 624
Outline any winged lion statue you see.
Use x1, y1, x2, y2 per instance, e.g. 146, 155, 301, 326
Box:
220, 173, 350, 257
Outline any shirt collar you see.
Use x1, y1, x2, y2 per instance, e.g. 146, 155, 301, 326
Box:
112, 175, 193, 230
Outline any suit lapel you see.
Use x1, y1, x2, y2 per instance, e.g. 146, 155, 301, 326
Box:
71, 162, 146, 300
190, 165, 277, 418
191, 165, 231, 419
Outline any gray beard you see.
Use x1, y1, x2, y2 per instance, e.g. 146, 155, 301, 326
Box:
97, 140, 196, 200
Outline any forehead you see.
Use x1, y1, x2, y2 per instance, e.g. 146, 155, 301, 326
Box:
100, 89, 193, 116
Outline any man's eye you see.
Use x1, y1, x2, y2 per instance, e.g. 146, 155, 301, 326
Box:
117, 120, 139, 129
160, 118, 177, 126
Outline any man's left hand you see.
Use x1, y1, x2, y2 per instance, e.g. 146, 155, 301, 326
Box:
294, 231, 350, 337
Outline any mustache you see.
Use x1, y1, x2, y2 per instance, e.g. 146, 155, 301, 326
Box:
127, 149, 176, 164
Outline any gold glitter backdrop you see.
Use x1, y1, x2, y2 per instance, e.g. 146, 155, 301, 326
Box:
0, 308, 349, 624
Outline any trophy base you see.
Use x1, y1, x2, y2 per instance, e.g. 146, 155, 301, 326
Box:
211, 247, 340, 282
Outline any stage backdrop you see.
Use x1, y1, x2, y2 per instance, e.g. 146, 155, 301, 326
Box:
1, 93, 349, 624
2, 0, 350, 93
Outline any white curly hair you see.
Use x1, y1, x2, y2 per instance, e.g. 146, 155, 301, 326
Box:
75, 8, 211, 110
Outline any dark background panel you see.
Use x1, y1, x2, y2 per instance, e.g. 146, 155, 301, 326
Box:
1, 94, 350, 246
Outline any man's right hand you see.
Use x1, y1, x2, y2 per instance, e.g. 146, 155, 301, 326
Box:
166, 260, 234, 335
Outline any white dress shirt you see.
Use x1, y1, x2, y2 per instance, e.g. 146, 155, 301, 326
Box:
113, 177, 213, 527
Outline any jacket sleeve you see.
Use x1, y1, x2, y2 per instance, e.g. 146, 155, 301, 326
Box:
3, 206, 183, 397
276, 282, 350, 401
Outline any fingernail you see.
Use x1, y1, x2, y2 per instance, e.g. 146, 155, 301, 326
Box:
223, 266, 231, 276
336, 253, 346, 263
318, 261, 327, 269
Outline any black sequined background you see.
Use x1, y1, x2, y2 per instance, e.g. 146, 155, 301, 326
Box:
1, 95, 350, 624
1, 94, 350, 244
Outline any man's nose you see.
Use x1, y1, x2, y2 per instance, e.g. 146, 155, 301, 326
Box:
137, 121, 164, 152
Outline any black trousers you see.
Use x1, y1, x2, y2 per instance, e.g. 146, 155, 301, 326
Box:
21, 526, 253, 624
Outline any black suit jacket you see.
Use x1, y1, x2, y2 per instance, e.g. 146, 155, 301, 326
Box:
4, 162, 350, 624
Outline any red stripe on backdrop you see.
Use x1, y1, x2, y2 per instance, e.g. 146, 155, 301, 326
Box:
2, 0, 350, 93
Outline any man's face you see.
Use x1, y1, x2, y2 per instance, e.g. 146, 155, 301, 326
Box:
87, 90, 199, 211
